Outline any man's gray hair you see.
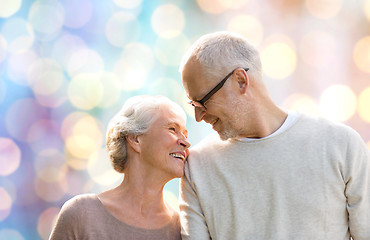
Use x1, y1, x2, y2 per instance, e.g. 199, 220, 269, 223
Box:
106, 95, 186, 173
179, 31, 262, 81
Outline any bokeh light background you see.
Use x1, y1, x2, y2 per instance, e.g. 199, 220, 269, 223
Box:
0, 0, 370, 239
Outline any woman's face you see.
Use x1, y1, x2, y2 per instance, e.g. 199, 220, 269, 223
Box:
137, 105, 191, 179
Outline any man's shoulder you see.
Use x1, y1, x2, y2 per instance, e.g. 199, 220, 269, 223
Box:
292, 113, 366, 150
297, 113, 358, 134
187, 132, 235, 166
190, 132, 228, 153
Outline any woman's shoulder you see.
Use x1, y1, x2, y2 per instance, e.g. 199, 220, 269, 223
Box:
49, 194, 100, 239
59, 194, 99, 216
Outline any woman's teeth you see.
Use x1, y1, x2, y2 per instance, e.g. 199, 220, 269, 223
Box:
170, 153, 185, 161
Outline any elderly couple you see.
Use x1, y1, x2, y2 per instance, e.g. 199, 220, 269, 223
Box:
50, 32, 370, 240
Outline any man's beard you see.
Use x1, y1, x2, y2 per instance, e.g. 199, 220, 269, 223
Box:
217, 123, 240, 141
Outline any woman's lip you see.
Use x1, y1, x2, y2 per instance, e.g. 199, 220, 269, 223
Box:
169, 151, 186, 161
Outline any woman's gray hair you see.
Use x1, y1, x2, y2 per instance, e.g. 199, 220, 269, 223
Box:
106, 95, 186, 173
179, 31, 262, 82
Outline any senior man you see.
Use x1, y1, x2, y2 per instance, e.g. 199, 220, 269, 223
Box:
178, 31, 370, 240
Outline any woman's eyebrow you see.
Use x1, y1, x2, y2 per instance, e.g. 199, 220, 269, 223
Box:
166, 121, 188, 137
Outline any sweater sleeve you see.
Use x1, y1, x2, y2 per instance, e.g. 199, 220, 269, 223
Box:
49, 197, 83, 240
179, 159, 211, 240
344, 130, 370, 240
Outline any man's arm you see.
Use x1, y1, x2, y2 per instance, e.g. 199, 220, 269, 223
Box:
345, 131, 370, 240
179, 162, 212, 240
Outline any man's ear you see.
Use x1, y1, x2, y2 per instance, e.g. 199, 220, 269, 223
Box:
235, 69, 249, 94
126, 135, 141, 153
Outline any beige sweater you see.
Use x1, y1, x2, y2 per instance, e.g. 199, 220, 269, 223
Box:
179, 114, 370, 240
49, 194, 181, 240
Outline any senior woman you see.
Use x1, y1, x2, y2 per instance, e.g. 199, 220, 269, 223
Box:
49, 95, 191, 240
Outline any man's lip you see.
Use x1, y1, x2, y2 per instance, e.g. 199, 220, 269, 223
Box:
205, 118, 218, 125
210, 118, 218, 126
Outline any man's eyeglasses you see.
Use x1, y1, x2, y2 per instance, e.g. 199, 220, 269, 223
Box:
188, 67, 249, 111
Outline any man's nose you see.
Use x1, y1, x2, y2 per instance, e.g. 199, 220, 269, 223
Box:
194, 107, 206, 122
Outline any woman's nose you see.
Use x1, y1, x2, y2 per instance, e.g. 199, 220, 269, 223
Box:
178, 138, 191, 148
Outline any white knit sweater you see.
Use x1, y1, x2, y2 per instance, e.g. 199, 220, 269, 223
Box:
179, 113, 370, 240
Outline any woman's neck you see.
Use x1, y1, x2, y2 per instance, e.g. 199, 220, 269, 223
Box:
97, 172, 174, 229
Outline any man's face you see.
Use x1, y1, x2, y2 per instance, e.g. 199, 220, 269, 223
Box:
182, 58, 244, 140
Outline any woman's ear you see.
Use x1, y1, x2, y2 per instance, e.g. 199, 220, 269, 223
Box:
126, 135, 141, 153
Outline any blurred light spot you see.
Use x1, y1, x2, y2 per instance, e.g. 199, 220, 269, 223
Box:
0, 187, 12, 221
353, 36, 370, 73
61, 112, 91, 140
164, 190, 179, 211
33, 85, 68, 108
320, 84, 356, 122
1, 18, 34, 53
0, 35, 7, 63
305, 0, 342, 19
63, 0, 92, 29
34, 176, 67, 202
154, 34, 189, 66
65, 156, 89, 170
65, 169, 90, 195
28, 122, 58, 151
227, 15, 264, 47
67, 48, 104, 77
261, 40, 297, 79
0, 179, 17, 205
27, 58, 64, 95
64, 115, 104, 161
0, 79, 6, 104
7, 50, 38, 86
5, 98, 48, 142
299, 30, 337, 69
28, 0, 65, 36
366, 0, 370, 22
37, 207, 59, 240
114, 0, 142, 9
34, 149, 67, 182
88, 149, 122, 186
114, 43, 154, 91
0, 138, 21, 176
282, 93, 320, 116
219, 0, 249, 9
52, 34, 87, 68
0, 0, 21, 18
97, 72, 122, 108
148, 78, 187, 105
66, 135, 95, 158
196, 0, 228, 14
367, 141, 370, 150
0, 229, 24, 240
358, 87, 370, 123
105, 12, 141, 48
151, 4, 185, 39
68, 73, 104, 110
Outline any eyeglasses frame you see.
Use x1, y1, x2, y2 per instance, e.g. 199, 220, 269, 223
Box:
189, 67, 249, 110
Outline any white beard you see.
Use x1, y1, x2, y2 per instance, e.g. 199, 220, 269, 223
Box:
218, 104, 246, 140
217, 126, 240, 140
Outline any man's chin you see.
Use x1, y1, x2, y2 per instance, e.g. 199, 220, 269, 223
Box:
217, 129, 236, 141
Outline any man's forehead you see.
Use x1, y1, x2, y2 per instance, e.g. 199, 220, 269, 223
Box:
182, 59, 211, 100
